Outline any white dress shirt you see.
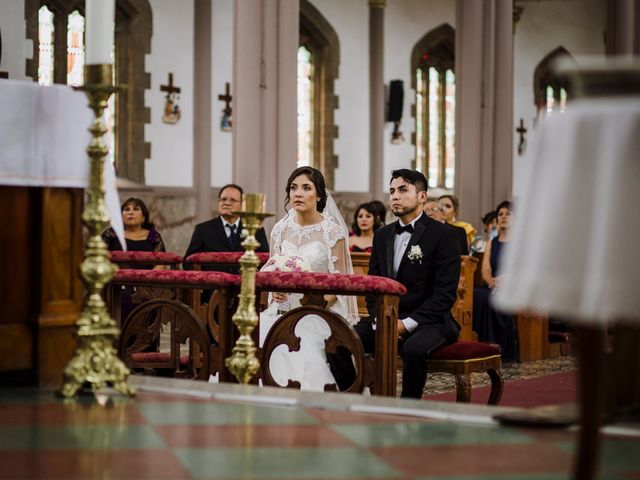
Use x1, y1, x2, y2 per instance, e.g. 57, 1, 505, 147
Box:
222, 218, 240, 238
394, 213, 423, 333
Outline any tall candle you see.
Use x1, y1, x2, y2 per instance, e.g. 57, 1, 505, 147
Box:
85, 0, 115, 65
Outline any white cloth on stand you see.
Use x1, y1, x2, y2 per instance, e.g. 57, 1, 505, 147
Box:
494, 97, 640, 324
0, 79, 125, 248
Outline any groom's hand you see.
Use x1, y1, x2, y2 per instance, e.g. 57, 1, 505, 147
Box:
397, 320, 408, 339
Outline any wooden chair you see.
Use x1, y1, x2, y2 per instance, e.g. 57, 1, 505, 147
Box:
427, 341, 504, 405
454, 255, 478, 341
350, 251, 371, 317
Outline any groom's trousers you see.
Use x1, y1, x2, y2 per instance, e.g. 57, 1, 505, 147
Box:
328, 318, 459, 398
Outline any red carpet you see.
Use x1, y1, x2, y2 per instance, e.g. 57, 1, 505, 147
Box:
423, 371, 577, 408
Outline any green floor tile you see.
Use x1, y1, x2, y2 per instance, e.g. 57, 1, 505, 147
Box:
174, 447, 400, 478
600, 437, 640, 476
0, 425, 164, 450
138, 401, 318, 426
330, 422, 533, 447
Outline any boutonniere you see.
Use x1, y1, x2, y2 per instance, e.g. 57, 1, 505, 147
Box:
407, 245, 423, 263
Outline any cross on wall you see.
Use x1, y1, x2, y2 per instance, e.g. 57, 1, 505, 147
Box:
160, 73, 181, 96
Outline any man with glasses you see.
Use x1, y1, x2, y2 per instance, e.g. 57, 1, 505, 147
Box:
184, 184, 269, 301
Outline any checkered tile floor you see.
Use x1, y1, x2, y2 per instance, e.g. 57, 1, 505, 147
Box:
0, 385, 638, 479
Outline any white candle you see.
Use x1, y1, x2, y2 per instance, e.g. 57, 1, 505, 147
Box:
85, 0, 115, 65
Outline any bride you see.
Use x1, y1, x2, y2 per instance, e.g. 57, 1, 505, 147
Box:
259, 166, 359, 391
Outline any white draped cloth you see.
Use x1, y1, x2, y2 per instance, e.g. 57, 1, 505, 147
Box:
0, 79, 124, 246
494, 97, 640, 324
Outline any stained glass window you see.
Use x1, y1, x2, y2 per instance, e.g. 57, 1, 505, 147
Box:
444, 69, 455, 189
559, 87, 567, 113
66, 11, 85, 86
546, 85, 555, 113
38, 6, 54, 85
416, 64, 456, 189
297, 45, 314, 168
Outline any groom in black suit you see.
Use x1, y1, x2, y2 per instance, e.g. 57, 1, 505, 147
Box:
184, 184, 269, 301
331, 169, 461, 398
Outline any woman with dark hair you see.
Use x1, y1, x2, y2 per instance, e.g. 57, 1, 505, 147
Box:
102, 197, 165, 258
350, 202, 381, 253
368, 200, 387, 226
101, 197, 167, 324
438, 194, 476, 248
473, 200, 517, 363
260, 166, 358, 391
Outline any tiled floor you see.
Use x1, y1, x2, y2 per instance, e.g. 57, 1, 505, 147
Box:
0, 380, 638, 480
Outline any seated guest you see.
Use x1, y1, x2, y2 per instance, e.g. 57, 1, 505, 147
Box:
470, 210, 498, 255
368, 200, 388, 226
102, 197, 166, 267
184, 183, 269, 301
349, 202, 382, 253
102, 197, 166, 322
438, 194, 476, 248
472, 200, 517, 363
424, 197, 468, 254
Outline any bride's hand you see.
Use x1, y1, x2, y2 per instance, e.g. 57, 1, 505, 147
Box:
272, 292, 288, 303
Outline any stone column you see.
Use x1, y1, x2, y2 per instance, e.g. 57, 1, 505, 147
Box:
369, 0, 385, 201
194, 0, 212, 222
455, 0, 513, 228
607, 0, 640, 55
233, 0, 299, 222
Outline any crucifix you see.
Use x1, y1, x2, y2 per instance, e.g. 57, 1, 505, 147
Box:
218, 82, 232, 132
160, 73, 182, 124
160, 73, 181, 96
516, 118, 527, 155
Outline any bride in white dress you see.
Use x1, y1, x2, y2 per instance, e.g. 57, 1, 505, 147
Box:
259, 167, 359, 391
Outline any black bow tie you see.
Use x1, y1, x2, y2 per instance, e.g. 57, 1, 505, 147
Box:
395, 223, 414, 235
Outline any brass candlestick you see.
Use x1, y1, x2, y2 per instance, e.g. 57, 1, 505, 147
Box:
60, 64, 133, 398
225, 193, 273, 384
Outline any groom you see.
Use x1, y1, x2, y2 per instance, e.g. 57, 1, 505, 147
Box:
331, 169, 461, 398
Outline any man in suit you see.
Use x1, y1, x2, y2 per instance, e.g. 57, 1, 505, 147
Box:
184, 184, 269, 300
424, 197, 468, 254
330, 169, 461, 398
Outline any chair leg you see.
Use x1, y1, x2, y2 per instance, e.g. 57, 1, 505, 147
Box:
487, 368, 504, 405
454, 374, 472, 402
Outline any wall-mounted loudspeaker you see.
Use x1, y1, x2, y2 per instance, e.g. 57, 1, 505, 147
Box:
387, 80, 404, 122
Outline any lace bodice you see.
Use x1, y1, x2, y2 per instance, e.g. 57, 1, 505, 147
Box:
270, 212, 348, 274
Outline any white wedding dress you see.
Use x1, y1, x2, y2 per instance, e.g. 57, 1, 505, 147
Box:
259, 207, 358, 391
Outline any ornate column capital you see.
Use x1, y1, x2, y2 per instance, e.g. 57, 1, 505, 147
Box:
369, 0, 386, 8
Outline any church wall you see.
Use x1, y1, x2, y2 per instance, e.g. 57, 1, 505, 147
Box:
210, 0, 233, 188
383, 0, 455, 194
512, 0, 606, 196
0, 0, 29, 80
144, 0, 195, 188
309, 0, 370, 193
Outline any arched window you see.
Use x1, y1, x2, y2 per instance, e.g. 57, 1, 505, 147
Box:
534, 47, 574, 118
297, 45, 314, 167
26, 0, 152, 184
299, 0, 339, 190
411, 24, 456, 189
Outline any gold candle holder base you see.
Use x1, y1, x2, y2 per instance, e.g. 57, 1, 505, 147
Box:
225, 194, 273, 384
60, 64, 134, 399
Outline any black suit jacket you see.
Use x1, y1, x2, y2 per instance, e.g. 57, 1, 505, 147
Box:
366, 214, 460, 329
184, 216, 269, 274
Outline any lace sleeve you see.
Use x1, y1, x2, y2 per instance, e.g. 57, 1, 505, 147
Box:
269, 216, 286, 257
330, 238, 349, 274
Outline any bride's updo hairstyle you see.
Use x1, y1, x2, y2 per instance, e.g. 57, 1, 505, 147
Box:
285, 166, 328, 213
